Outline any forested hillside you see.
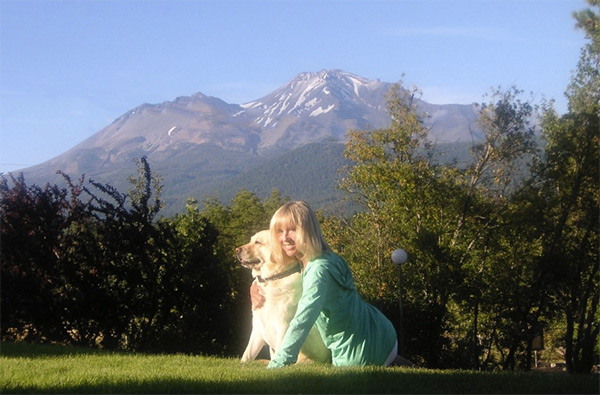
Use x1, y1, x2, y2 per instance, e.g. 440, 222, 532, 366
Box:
157, 140, 475, 216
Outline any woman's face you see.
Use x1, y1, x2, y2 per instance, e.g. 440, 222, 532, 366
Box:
277, 224, 297, 258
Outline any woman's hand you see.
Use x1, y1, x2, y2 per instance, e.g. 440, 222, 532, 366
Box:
250, 281, 266, 310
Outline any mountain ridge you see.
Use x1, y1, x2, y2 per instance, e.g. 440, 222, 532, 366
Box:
15, 69, 481, 214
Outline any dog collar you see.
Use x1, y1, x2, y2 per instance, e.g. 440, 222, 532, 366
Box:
257, 262, 302, 283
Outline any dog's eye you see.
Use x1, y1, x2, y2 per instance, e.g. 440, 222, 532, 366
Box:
254, 241, 262, 245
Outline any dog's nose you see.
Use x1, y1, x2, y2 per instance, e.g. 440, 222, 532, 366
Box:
235, 247, 241, 254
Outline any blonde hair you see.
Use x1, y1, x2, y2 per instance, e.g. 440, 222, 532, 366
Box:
270, 201, 330, 263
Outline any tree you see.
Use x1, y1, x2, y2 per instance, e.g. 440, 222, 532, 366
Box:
78, 156, 168, 350
454, 86, 542, 371
338, 83, 461, 367
1, 174, 73, 342
335, 80, 543, 369
536, 0, 599, 373
166, 199, 236, 354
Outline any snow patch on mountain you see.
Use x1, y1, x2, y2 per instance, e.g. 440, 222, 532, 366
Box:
240, 101, 262, 109
310, 105, 335, 117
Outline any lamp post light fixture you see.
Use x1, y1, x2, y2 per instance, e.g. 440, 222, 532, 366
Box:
392, 248, 408, 266
391, 248, 408, 356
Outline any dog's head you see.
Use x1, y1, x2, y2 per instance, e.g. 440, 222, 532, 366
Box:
236, 230, 271, 276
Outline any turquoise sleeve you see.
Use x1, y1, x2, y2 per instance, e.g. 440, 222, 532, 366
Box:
267, 263, 329, 368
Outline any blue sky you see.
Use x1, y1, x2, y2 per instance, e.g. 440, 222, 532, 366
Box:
0, 0, 589, 174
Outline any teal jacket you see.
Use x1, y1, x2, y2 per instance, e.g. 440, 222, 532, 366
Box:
268, 251, 397, 368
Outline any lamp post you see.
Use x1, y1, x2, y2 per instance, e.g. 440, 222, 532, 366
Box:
391, 248, 408, 356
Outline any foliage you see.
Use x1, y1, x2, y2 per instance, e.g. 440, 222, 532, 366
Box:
533, 0, 600, 373
329, 66, 598, 373
1, 173, 77, 343
1, 157, 236, 355
321, 3, 599, 372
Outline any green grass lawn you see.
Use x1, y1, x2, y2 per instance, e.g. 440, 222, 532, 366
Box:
1, 342, 598, 394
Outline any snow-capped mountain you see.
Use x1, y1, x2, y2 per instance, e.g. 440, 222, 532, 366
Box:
239, 70, 392, 150
18, 70, 480, 213
36, 69, 476, 168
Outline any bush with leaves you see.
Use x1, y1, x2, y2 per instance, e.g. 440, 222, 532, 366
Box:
1, 174, 74, 343
1, 157, 240, 355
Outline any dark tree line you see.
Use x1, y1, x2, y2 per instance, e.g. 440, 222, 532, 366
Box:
1, 158, 243, 355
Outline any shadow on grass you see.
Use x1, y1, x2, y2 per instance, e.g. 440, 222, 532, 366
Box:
1, 341, 121, 357
5, 368, 600, 394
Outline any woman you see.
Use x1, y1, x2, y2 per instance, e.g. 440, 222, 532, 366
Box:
256, 200, 398, 368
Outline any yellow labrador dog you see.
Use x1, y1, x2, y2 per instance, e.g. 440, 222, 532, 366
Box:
236, 230, 331, 364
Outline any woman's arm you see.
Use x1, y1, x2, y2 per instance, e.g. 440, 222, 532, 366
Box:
268, 261, 330, 368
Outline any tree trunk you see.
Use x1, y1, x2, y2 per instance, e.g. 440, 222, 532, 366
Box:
471, 302, 480, 370
564, 310, 575, 372
503, 343, 517, 370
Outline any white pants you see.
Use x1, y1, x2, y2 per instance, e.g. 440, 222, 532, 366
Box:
384, 340, 398, 366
